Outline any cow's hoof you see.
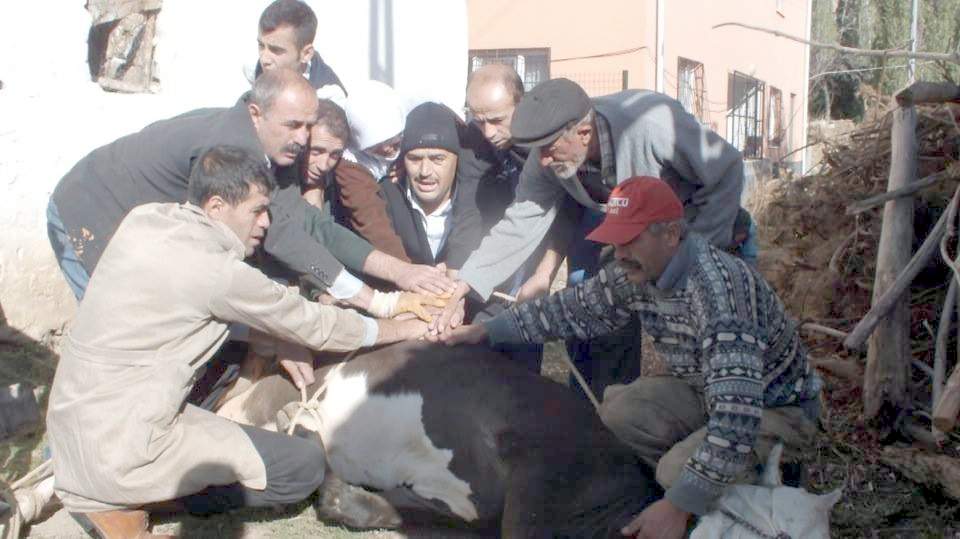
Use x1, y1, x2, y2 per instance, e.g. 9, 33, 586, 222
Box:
315, 476, 402, 530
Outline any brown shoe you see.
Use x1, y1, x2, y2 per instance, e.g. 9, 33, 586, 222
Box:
82, 509, 174, 539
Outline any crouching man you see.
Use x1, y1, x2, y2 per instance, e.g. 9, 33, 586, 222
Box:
46, 146, 427, 538
442, 177, 820, 538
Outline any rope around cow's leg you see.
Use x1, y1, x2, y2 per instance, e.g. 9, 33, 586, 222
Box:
284, 352, 357, 437
1, 459, 54, 539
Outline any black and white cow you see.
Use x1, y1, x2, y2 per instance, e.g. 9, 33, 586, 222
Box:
216, 341, 661, 538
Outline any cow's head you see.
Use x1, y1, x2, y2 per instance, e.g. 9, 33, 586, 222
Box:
690, 444, 843, 539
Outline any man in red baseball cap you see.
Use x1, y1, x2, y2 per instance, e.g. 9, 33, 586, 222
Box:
441, 176, 819, 538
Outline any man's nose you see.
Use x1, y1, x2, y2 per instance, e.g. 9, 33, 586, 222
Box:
259, 211, 271, 229
483, 123, 497, 141
539, 152, 554, 168
294, 127, 309, 146
419, 160, 433, 177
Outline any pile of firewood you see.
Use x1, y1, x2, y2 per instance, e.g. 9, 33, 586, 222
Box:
756, 81, 960, 497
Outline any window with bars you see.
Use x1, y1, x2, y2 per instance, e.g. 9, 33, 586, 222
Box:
468, 48, 550, 92
768, 87, 783, 147
677, 57, 705, 121
726, 72, 765, 159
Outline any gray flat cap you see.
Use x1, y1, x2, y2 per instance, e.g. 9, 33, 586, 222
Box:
511, 78, 591, 148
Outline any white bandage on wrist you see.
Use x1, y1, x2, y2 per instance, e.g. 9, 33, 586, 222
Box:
368, 290, 402, 318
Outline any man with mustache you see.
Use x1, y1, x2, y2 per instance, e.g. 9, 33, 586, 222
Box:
47, 146, 427, 538
434, 77, 751, 397
47, 68, 452, 314
441, 177, 819, 539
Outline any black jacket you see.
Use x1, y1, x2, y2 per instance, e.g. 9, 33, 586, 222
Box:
52, 95, 367, 290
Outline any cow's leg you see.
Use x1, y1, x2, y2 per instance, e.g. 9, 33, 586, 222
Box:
314, 473, 403, 529
500, 459, 554, 539
271, 403, 403, 529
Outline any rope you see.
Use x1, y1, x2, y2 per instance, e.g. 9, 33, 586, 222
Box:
494, 293, 601, 412
284, 351, 358, 437
1, 460, 54, 539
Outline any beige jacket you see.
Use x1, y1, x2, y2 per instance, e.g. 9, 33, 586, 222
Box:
47, 203, 367, 513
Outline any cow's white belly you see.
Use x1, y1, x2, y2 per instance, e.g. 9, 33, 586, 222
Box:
313, 368, 479, 522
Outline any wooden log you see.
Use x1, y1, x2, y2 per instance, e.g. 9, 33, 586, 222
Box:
880, 447, 960, 500
810, 357, 863, 384
933, 361, 960, 432
863, 106, 917, 422
844, 201, 946, 350
847, 165, 960, 215
895, 81, 960, 106
933, 278, 957, 405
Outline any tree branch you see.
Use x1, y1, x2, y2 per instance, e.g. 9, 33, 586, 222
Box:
713, 22, 960, 64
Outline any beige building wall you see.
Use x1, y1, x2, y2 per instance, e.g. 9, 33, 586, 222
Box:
661, 0, 809, 169
467, 0, 810, 171
467, 0, 656, 96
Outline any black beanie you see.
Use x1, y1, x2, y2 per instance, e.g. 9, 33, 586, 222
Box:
400, 102, 461, 155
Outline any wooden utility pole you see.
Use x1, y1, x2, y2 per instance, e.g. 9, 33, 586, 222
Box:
863, 105, 917, 422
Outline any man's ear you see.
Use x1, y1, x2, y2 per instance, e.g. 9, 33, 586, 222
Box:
666, 221, 684, 246
299, 43, 315, 66
202, 195, 228, 220
248, 103, 264, 131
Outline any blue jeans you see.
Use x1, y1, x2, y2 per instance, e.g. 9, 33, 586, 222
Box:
46, 199, 89, 301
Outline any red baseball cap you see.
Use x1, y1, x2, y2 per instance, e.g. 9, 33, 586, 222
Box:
586, 176, 684, 245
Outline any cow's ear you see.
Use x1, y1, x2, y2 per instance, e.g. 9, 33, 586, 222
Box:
760, 443, 784, 487
819, 489, 843, 510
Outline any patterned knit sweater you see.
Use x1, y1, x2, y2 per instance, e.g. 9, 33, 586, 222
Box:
483, 233, 821, 515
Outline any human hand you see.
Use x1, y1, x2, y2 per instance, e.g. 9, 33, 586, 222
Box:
620, 499, 690, 539
276, 340, 316, 390
395, 263, 456, 296
438, 324, 488, 346
516, 273, 552, 303
429, 281, 470, 335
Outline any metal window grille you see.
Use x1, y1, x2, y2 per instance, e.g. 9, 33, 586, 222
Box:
467, 48, 550, 92
726, 72, 765, 159
677, 57, 705, 121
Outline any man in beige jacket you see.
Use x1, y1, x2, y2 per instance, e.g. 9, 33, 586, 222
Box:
46, 146, 428, 538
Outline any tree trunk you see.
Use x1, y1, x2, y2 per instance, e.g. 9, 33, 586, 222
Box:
864, 105, 917, 424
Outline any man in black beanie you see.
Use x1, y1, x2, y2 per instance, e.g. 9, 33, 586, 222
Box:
381, 102, 476, 268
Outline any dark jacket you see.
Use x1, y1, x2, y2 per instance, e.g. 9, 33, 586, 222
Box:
254, 54, 347, 95
380, 122, 493, 268
51, 95, 367, 290
321, 159, 410, 262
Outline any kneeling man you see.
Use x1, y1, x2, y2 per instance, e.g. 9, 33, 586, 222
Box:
443, 177, 820, 538
47, 146, 426, 538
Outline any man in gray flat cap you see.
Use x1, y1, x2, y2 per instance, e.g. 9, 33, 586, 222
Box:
433, 78, 750, 398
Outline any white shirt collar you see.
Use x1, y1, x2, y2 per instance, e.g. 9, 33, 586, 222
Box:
405, 188, 453, 258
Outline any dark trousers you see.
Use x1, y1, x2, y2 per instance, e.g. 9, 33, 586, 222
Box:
178, 424, 326, 515
182, 343, 326, 514
565, 209, 642, 401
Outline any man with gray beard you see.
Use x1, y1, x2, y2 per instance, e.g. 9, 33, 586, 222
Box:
434, 78, 748, 398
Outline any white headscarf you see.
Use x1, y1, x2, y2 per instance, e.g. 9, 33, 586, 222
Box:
340, 80, 407, 180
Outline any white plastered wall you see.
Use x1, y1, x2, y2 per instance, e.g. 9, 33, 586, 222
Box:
0, 0, 466, 339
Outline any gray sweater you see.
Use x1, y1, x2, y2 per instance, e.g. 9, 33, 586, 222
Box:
458, 89, 745, 300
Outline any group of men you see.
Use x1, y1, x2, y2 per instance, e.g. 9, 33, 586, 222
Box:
42, 1, 821, 538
